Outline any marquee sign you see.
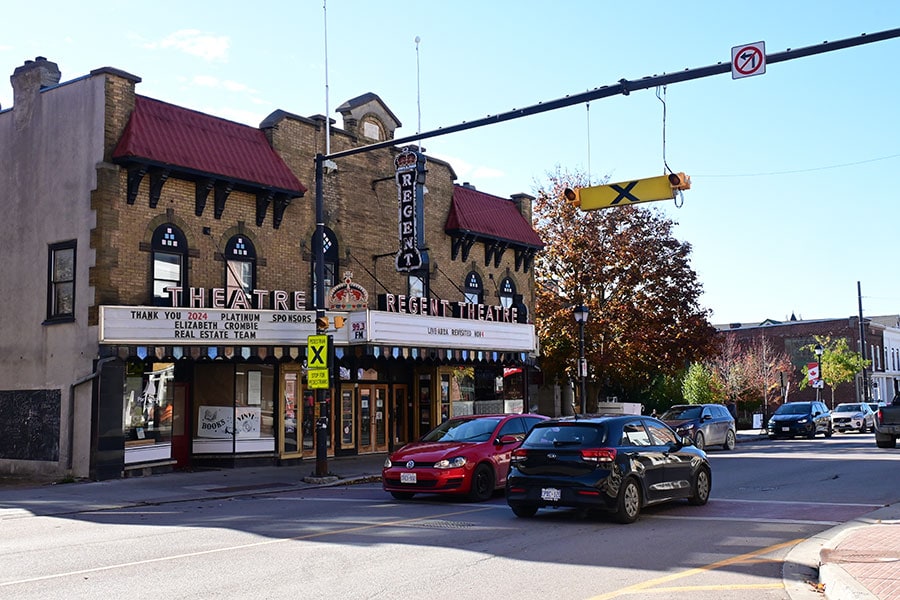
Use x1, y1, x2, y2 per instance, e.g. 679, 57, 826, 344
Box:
99, 306, 349, 345
394, 147, 426, 272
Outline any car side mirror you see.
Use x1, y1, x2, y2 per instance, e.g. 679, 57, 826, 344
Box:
498, 434, 520, 445
677, 436, 693, 448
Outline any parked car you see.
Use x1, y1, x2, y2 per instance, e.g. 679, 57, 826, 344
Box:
767, 401, 832, 438
505, 415, 711, 524
831, 402, 875, 433
382, 413, 548, 502
660, 403, 736, 451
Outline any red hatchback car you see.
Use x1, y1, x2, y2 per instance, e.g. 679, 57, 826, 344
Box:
382, 413, 548, 502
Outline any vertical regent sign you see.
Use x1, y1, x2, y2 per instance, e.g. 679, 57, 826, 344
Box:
394, 147, 426, 272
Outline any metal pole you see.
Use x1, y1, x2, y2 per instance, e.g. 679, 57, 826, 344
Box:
579, 319, 586, 414
314, 154, 328, 477
858, 281, 870, 403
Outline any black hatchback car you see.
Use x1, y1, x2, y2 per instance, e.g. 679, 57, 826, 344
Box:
505, 415, 711, 524
767, 401, 833, 438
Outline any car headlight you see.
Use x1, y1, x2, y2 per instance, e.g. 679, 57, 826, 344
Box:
797, 418, 809, 424
681, 423, 695, 430
434, 457, 467, 469
383, 457, 392, 468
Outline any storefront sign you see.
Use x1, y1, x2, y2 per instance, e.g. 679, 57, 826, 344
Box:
394, 147, 426, 272
99, 306, 349, 344
366, 310, 535, 352
163, 287, 307, 311
197, 405, 260, 438
377, 293, 520, 323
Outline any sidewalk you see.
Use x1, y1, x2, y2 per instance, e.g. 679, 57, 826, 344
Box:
1, 437, 898, 600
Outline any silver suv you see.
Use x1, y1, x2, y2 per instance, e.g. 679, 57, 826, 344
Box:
660, 404, 736, 451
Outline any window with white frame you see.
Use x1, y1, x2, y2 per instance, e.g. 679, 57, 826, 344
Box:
464, 271, 483, 304
225, 235, 256, 304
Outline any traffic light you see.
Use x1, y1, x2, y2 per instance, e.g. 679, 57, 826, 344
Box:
333, 316, 346, 329
315, 316, 329, 332
563, 187, 581, 207
668, 172, 691, 191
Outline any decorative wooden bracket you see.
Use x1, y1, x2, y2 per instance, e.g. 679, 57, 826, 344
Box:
214, 181, 234, 219
273, 194, 292, 229
126, 165, 147, 205
515, 247, 536, 273
195, 178, 215, 216
148, 168, 171, 209
484, 240, 508, 267
450, 234, 477, 262
255, 190, 275, 227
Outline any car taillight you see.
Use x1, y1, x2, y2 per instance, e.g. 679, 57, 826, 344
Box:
580, 447, 616, 463
511, 448, 528, 463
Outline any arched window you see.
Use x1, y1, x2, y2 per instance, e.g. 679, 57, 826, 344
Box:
311, 227, 339, 308
224, 235, 256, 305
464, 271, 483, 304
151, 224, 188, 306
499, 277, 516, 309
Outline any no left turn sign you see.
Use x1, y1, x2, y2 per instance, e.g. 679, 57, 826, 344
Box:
731, 41, 766, 79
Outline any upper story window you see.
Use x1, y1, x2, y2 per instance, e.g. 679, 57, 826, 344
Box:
499, 277, 516, 309
46, 240, 76, 322
224, 235, 256, 304
152, 224, 188, 306
409, 273, 426, 298
464, 271, 483, 304
311, 227, 338, 308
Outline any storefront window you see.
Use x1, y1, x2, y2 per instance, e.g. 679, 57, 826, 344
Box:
124, 361, 174, 464
193, 363, 275, 454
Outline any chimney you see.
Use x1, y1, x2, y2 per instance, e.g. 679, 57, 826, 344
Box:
10, 57, 61, 129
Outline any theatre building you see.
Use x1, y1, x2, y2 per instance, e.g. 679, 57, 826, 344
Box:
0, 57, 543, 480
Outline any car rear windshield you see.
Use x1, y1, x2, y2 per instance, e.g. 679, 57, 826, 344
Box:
661, 406, 702, 420
522, 424, 607, 448
775, 403, 811, 415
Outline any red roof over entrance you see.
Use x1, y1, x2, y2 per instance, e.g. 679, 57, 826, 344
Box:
112, 96, 306, 195
445, 185, 543, 248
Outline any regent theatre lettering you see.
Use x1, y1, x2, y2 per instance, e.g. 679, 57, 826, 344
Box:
378, 293, 522, 323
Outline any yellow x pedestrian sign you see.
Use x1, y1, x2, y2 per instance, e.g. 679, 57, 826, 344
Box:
565, 173, 690, 211
307, 335, 329, 369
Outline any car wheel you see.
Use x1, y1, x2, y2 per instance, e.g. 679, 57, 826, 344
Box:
859, 423, 867, 434
806, 427, 816, 439
694, 432, 705, 451
390, 491, 415, 500
688, 466, 711, 506
468, 464, 495, 502
510, 503, 538, 518
722, 430, 736, 451
614, 478, 642, 524
876, 434, 897, 449
825, 425, 833, 438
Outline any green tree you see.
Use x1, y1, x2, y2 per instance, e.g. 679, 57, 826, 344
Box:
800, 336, 869, 407
682, 362, 724, 405
532, 167, 717, 405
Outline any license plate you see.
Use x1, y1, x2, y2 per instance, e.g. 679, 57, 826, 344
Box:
400, 472, 417, 484
541, 487, 561, 501
781, 427, 790, 432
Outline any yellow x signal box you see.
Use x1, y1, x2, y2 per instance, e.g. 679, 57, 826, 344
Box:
565, 172, 690, 211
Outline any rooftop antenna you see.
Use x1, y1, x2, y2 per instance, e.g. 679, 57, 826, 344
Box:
415, 35, 422, 149
323, 0, 331, 155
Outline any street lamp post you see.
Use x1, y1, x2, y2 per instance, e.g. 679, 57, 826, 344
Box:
573, 305, 589, 414
814, 343, 824, 405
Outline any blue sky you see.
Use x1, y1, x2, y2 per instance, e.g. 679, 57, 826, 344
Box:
3, 1, 899, 325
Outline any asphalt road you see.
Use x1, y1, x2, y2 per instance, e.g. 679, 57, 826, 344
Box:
1, 433, 895, 600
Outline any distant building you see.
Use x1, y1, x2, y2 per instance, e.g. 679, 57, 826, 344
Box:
0, 57, 543, 480
715, 314, 899, 409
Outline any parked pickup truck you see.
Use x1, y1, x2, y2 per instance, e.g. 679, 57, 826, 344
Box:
874, 398, 900, 448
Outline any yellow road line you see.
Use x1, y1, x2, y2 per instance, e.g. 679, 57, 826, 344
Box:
586, 538, 805, 600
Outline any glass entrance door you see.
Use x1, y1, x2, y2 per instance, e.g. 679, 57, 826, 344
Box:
359, 384, 388, 453
392, 384, 409, 449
